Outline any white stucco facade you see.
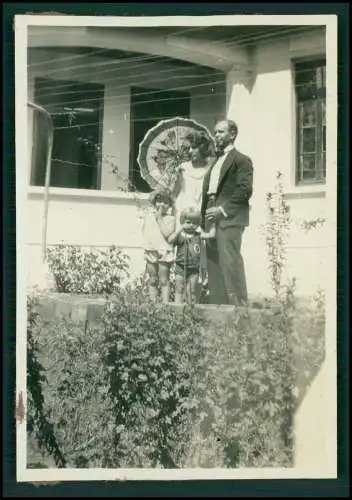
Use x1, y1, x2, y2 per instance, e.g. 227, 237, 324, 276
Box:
26, 27, 330, 299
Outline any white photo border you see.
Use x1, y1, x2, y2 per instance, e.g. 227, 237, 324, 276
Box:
15, 13, 338, 483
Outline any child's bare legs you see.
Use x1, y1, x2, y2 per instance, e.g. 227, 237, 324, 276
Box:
146, 262, 159, 300
186, 273, 199, 304
174, 273, 185, 304
159, 263, 171, 303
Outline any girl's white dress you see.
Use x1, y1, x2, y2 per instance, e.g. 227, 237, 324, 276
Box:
142, 210, 175, 264
174, 161, 210, 227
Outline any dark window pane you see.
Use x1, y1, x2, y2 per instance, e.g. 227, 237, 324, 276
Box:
322, 152, 326, 178
321, 100, 326, 125
296, 83, 317, 101
316, 88, 326, 99
322, 65, 326, 87
322, 125, 326, 152
31, 109, 49, 186
302, 128, 316, 153
295, 68, 317, 85
300, 101, 317, 126
295, 60, 326, 102
301, 154, 316, 180
31, 77, 104, 189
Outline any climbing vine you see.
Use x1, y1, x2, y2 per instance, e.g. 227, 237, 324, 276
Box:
262, 172, 292, 298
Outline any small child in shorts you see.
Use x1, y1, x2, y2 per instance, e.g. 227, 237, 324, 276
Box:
168, 207, 207, 304
142, 188, 176, 303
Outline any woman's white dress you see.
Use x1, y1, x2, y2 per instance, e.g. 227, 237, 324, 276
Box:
174, 161, 210, 227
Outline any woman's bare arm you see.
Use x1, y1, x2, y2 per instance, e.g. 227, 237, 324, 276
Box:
168, 225, 183, 245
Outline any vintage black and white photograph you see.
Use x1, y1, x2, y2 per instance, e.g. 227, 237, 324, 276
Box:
15, 13, 337, 481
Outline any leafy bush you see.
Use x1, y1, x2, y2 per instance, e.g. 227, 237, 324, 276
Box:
27, 296, 118, 468
102, 290, 205, 468
27, 294, 66, 468
181, 288, 325, 468
27, 288, 205, 468
47, 244, 130, 295
27, 286, 325, 469
262, 171, 291, 298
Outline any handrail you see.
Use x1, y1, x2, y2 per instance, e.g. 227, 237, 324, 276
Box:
28, 101, 54, 263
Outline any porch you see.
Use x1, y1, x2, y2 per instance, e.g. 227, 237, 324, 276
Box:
26, 24, 329, 298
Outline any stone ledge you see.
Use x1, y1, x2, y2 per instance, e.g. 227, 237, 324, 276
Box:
33, 292, 269, 327
32, 292, 317, 328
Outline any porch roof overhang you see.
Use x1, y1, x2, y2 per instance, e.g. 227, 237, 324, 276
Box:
28, 25, 250, 72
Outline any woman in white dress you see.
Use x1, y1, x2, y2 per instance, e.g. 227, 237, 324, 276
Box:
173, 131, 214, 230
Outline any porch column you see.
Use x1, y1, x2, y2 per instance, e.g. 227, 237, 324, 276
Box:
225, 65, 270, 298
225, 66, 255, 158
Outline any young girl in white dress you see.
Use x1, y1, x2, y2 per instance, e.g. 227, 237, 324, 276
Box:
142, 188, 176, 303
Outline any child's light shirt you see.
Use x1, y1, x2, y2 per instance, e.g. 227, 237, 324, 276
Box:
142, 211, 175, 253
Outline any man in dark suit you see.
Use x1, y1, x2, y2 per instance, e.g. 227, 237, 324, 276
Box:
201, 120, 253, 306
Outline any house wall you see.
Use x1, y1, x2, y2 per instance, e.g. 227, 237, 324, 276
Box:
226, 27, 329, 298
26, 189, 148, 287
26, 30, 331, 299
26, 49, 226, 288
27, 49, 226, 191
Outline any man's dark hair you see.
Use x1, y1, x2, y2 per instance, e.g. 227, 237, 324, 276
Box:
225, 120, 239, 139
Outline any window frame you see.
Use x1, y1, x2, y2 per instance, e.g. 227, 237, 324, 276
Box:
294, 58, 326, 187
30, 76, 105, 191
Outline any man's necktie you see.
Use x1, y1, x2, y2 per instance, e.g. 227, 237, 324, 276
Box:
215, 149, 225, 158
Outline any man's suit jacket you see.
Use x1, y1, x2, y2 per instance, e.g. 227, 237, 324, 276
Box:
201, 147, 253, 228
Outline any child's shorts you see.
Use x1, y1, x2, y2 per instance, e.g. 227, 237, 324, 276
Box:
174, 263, 199, 279
144, 250, 174, 265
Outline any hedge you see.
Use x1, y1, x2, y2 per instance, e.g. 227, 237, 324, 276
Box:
27, 287, 325, 469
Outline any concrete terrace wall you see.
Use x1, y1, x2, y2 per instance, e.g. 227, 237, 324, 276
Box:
32, 293, 328, 470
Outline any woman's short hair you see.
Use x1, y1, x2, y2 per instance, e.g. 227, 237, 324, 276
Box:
180, 207, 202, 225
184, 130, 214, 158
149, 188, 174, 207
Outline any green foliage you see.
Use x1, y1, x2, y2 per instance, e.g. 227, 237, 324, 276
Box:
27, 294, 66, 468
47, 244, 130, 295
27, 170, 326, 469
102, 291, 204, 467
27, 286, 325, 469
301, 217, 326, 232
263, 171, 291, 298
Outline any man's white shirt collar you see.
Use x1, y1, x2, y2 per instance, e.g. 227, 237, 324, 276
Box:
207, 143, 235, 195
221, 143, 236, 155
